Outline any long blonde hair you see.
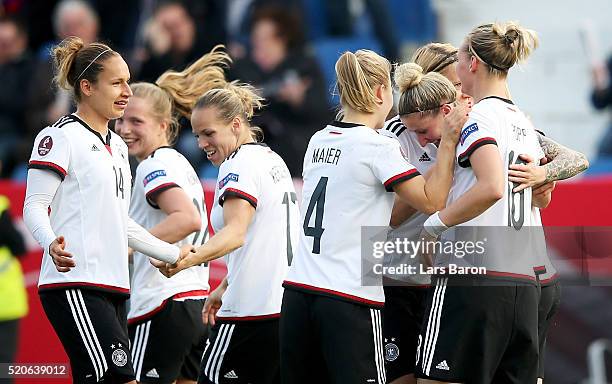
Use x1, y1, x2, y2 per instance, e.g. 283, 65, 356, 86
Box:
335, 49, 391, 114
130, 45, 231, 144
465, 21, 538, 76
394, 62, 456, 116
194, 81, 265, 142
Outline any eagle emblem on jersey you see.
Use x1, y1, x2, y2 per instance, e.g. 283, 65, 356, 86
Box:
219, 173, 239, 189
385, 342, 400, 362
38, 136, 54, 156
460, 123, 479, 145
111, 348, 128, 367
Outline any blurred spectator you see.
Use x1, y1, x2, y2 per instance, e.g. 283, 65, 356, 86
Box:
230, 6, 332, 177
224, 0, 302, 59
136, 0, 225, 82
591, 55, 612, 157
89, 0, 140, 53
0, 16, 35, 179
0, 190, 28, 383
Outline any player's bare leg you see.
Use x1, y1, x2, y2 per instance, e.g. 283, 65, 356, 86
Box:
176, 379, 196, 384
417, 379, 462, 384
390, 373, 416, 384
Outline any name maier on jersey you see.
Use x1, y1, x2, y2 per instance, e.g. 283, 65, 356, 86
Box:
286, 121, 421, 306
436, 98, 547, 281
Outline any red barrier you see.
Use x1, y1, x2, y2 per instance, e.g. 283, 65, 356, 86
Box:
1, 176, 610, 383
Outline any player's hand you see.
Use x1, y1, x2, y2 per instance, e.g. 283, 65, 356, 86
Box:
533, 181, 556, 197
49, 236, 75, 272
151, 245, 198, 278
441, 98, 470, 145
202, 286, 224, 326
508, 154, 546, 192
417, 229, 437, 269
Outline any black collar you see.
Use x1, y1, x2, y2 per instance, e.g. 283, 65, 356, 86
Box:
329, 120, 363, 128
150, 145, 173, 158
480, 96, 514, 105
70, 114, 111, 146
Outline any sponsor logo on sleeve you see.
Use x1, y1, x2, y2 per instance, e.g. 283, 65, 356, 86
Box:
38, 136, 54, 156
143, 170, 166, 186
219, 173, 239, 189
460, 123, 479, 145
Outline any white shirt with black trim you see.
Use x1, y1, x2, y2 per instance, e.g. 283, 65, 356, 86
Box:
210, 143, 297, 320
438, 97, 546, 281
285, 121, 420, 306
128, 147, 210, 322
380, 116, 438, 285
28, 114, 133, 294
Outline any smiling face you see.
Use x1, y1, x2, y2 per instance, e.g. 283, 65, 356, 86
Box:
81, 54, 132, 120
191, 106, 241, 166
115, 96, 167, 161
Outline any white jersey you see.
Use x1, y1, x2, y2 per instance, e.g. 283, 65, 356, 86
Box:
127, 147, 210, 322
380, 116, 438, 286
285, 121, 420, 306
531, 208, 558, 284
439, 97, 546, 281
28, 114, 132, 294
210, 143, 297, 320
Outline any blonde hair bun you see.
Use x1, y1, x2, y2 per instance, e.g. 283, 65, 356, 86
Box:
394, 63, 424, 93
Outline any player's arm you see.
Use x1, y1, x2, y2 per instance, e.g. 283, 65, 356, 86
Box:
436, 144, 505, 227
391, 102, 467, 215
392, 137, 455, 214
147, 187, 202, 244
127, 218, 194, 264
389, 195, 417, 228
509, 133, 589, 192
532, 181, 555, 209
160, 197, 255, 277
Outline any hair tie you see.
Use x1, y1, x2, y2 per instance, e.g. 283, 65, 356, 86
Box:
76, 48, 112, 81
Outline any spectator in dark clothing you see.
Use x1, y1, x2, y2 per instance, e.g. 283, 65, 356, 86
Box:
230, 6, 332, 176
137, 0, 225, 82
591, 55, 612, 157
0, 16, 35, 179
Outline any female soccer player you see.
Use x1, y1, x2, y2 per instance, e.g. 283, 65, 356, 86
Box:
23, 37, 191, 384
279, 49, 467, 384
382, 42, 588, 384
154, 81, 298, 384
412, 22, 549, 384
115, 47, 230, 384
380, 46, 469, 384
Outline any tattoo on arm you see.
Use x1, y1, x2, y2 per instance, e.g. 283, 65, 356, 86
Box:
537, 132, 589, 182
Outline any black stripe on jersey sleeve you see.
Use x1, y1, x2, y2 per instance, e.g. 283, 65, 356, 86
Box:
384, 169, 421, 192
219, 188, 257, 208
28, 161, 67, 181
145, 182, 181, 209
457, 137, 497, 168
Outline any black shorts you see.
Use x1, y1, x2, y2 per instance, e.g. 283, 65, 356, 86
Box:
280, 289, 386, 384
198, 318, 280, 384
382, 285, 428, 382
128, 299, 208, 383
537, 280, 561, 379
39, 288, 135, 384
415, 276, 539, 384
